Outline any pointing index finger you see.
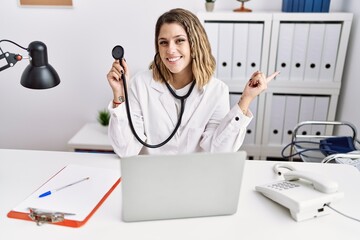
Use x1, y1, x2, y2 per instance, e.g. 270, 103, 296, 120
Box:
266, 71, 280, 83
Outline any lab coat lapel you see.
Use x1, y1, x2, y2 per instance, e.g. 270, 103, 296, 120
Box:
181, 86, 204, 126
151, 80, 178, 126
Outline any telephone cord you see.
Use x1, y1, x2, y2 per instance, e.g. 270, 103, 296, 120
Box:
325, 203, 360, 222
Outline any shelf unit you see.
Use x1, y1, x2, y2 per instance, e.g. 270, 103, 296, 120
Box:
198, 12, 353, 159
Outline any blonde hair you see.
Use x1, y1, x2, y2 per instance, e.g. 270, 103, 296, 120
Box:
150, 8, 216, 88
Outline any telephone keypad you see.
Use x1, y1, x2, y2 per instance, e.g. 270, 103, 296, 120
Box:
268, 181, 300, 191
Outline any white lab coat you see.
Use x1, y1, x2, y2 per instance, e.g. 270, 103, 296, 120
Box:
108, 70, 252, 158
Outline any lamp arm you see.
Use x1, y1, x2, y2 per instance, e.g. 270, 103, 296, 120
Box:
0, 39, 27, 72
0, 48, 23, 72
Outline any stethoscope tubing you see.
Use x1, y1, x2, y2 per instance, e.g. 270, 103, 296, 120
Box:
121, 55, 195, 148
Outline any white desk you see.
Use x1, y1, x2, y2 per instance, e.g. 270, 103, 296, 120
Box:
1, 149, 359, 240
67, 123, 113, 152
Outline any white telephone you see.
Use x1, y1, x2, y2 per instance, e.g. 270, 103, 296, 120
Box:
255, 163, 344, 221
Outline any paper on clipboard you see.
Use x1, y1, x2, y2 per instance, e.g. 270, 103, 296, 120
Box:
8, 164, 121, 227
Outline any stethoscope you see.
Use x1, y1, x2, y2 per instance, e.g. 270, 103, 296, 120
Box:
112, 45, 196, 148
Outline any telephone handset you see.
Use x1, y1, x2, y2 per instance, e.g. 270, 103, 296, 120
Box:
255, 163, 344, 221
282, 170, 339, 194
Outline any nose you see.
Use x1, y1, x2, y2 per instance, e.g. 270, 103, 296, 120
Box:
166, 41, 176, 54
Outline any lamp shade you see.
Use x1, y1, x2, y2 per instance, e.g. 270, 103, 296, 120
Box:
20, 41, 60, 89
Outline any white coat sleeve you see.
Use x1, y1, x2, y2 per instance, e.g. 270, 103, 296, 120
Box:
107, 101, 144, 158
200, 89, 253, 153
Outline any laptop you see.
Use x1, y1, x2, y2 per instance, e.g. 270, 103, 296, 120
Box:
120, 151, 247, 222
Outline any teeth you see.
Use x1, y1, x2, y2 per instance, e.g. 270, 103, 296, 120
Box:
168, 57, 181, 62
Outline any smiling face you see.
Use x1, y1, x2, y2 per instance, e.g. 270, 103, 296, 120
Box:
157, 23, 192, 82
152, 8, 215, 88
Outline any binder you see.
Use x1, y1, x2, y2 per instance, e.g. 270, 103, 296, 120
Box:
290, 23, 309, 82
204, 22, 219, 77
217, 23, 234, 83
282, 95, 301, 145
293, 0, 300, 12
229, 93, 239, 109
298, 96, 315, 136
304, 0, 314, 12
8, 164, 120, 227
311, 96, 330, 135
282, 0, 293, 12
246, 23, 263, 79
268, 95, 286, 145
246, 96, 258, 144
312, 0, 323, 12
232, 23, 249, 83
304, 24, 326, 82
276, 23, 295, 82
319, 23, 341, 82
298, 0, 306, 12
322, 0, 331, 12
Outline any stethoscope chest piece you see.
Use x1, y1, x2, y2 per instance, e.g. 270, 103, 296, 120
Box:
112, 45, 124, 60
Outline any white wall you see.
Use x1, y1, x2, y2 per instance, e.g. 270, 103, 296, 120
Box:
0, 0, 350, 151
337, 0, 360, 135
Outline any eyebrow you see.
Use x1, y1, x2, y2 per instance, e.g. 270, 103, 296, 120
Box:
158, 34, 187, 41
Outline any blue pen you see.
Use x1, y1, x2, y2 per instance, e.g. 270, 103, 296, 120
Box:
38, 177, 90, 198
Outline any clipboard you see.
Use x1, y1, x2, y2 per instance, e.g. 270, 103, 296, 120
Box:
7, 164, 121, 227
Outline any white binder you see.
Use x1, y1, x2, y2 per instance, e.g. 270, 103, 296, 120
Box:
268, 95, 286, 145
298, 96, 316, 136
304, 24, 326, 82
232, 23, 249, 83
246, 96, 258, 145
204, 22, 219, 77
229, 93, 239, 109
311, 96, 330, 135
282, 95, 301, 145
246, 23, 263, 78
319, 24, 342, 82
217, 23, 233, 83
290, 23, 309, 82
276, 23, 295, 82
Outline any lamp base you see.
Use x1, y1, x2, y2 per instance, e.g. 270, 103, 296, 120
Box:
233, 2, 252, 12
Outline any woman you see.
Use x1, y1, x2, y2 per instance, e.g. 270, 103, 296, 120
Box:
106, 8, 279, 158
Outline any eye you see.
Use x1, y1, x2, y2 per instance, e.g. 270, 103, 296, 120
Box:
176, 38, 186, 44
159, 40, 168, 46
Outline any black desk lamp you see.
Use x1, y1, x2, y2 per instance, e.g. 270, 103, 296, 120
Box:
0, 39, 60, 89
